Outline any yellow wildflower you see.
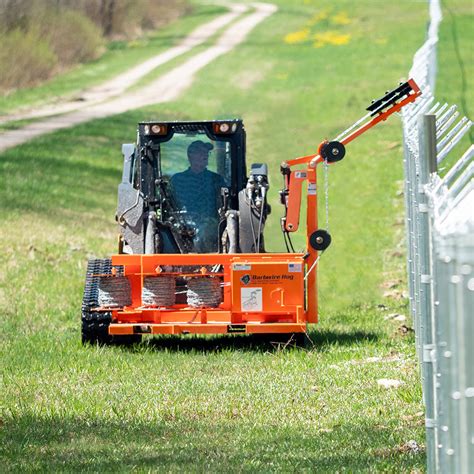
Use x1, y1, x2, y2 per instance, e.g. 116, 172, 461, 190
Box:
284, 28, 310, 44
331, 12, 352, 25
313, 31, 351, 48
330, 33, 351, 45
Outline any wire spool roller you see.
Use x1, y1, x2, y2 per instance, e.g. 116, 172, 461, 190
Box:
142, 276, 176, 307
98, 276, 132, 307
187, 277, 222, 308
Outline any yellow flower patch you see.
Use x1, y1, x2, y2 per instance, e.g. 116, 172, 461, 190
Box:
284, 10, 353, 48
313, 31, 351, 48
284, 28, 310, 44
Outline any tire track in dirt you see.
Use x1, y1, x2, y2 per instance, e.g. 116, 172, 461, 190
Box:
0, 3, 277, 153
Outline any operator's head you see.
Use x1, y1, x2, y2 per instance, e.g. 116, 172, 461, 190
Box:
187, 140, 214, 173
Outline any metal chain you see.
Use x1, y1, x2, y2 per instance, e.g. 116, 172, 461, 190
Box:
324, 158, 330, 232
305, 159, 330, 281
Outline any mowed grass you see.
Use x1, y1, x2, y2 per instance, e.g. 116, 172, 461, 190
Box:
2, 0, 471, 471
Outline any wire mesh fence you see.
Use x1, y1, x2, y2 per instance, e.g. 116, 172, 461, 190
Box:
401, 0, 473, 471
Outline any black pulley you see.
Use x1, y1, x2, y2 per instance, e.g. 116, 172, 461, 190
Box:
309, 229, 331, 251
320, 141, 346, 163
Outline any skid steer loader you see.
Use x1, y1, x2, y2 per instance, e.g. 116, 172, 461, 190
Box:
81, 80, 421, 345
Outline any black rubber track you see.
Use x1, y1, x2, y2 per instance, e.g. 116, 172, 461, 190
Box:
81, 258, 141, 345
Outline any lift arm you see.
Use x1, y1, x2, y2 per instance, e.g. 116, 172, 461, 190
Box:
286, 79, 421, 168
279, 78, 421, 325
281, 79, 421, 233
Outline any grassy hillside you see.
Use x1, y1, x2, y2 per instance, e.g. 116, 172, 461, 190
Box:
2, 0, 471, 471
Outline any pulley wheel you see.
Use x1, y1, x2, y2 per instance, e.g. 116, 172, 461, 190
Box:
309, 229, 332, 251
320, 141, 346, 163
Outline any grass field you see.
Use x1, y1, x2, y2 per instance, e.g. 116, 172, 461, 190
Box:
0, 0, 472, 471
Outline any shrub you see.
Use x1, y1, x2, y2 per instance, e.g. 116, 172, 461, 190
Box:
0, 0, 188, 92
78, 0, 189, 38
0, 29, 57, 91
40, 10, 104, 65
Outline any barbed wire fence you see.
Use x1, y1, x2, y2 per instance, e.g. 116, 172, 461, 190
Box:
401, 0, 473, 472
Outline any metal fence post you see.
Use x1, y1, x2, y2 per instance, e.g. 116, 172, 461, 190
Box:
418, 114, 438, 471
434, 237, 455, 473
413, 136, 422, 356
402, 127, 419, 355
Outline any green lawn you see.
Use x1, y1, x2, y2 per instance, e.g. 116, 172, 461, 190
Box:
1, 0, 471, 471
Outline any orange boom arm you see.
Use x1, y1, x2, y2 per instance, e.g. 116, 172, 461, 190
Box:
279, 79, 421, 322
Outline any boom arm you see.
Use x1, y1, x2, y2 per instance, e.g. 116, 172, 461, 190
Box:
281, 79, 421, 232
279, 79, 421, 324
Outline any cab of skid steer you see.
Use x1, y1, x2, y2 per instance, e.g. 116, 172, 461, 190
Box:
116, 120, 269, 255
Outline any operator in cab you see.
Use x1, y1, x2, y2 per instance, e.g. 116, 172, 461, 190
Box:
170, 140, 226, 252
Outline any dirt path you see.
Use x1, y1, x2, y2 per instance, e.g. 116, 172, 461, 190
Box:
0, 2, 276, 153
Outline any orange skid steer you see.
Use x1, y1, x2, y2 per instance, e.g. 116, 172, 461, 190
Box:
81, 80, 421, 345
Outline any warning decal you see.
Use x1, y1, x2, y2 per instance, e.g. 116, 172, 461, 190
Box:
308, 183, 317, 195
241, 287, 263, 312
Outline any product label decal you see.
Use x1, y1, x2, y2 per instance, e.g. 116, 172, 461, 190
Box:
233, 264, 251, 271
241, 287, 263, 312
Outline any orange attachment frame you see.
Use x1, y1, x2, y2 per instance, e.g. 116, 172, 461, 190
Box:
107, 253, 309, 336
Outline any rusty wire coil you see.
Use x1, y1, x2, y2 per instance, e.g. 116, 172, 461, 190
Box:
142, 276, 176, 307
186, 277, 222, 308
98, 276, 131, 307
